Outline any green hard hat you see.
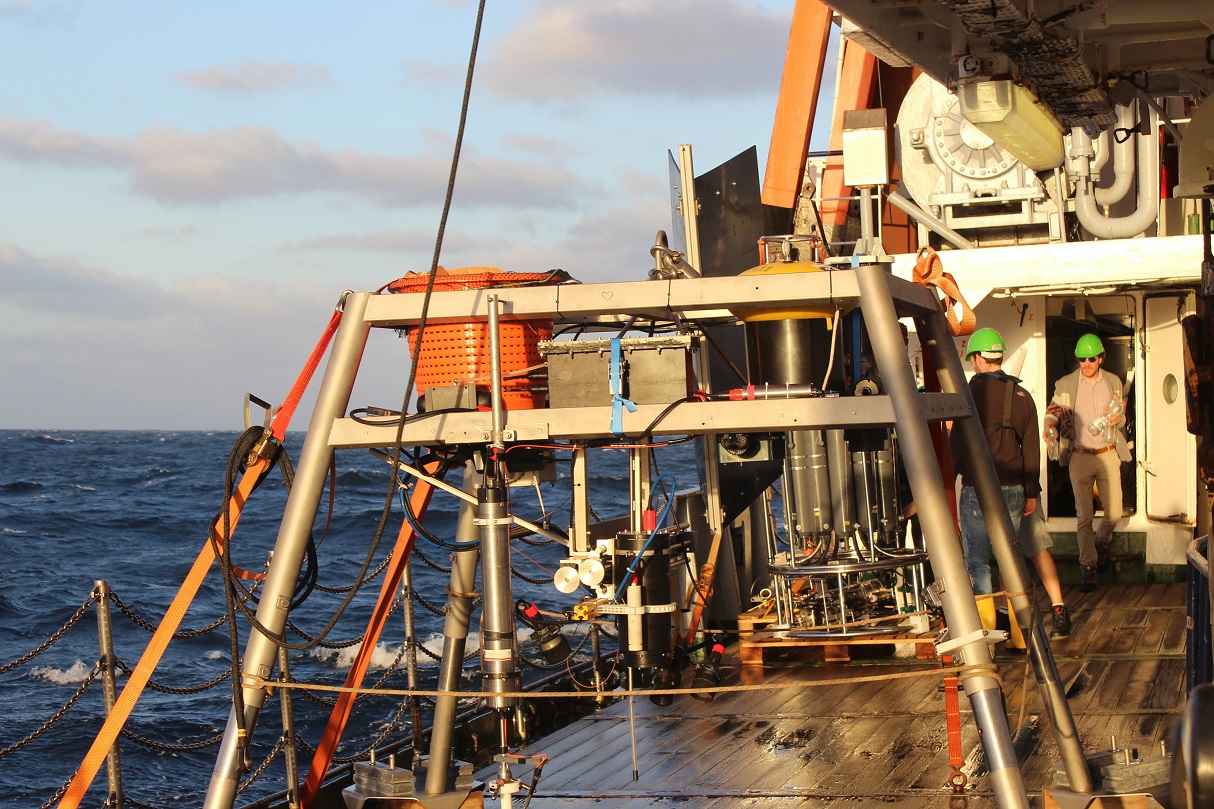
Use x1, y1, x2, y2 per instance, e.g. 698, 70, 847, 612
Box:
965, 327, 1006, 360
1075, 333, 1105, 358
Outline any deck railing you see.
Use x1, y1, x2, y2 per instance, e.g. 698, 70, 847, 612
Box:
1186, 538, 1212, 691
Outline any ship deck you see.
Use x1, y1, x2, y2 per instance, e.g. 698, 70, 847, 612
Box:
484, 582, 1187, 808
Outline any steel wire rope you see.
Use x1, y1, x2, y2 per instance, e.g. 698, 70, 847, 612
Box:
0, 596, 93, 674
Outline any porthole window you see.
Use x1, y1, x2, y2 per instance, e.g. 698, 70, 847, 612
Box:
1163, 373, 1179, 405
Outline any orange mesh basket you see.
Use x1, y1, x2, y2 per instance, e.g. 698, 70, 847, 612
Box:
389, 267, 558, 410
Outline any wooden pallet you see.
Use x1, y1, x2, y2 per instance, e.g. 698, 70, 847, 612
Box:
738, 626, 937, 666
737, 606, 777, 640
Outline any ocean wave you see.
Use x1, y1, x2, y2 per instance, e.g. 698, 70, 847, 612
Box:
2, 527, 27, 534
31, 434, 74, 444
337, 467, 388, 486
30, 660, 93, 684
1, 481, 44, 492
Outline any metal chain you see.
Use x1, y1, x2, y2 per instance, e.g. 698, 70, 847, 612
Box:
297, 688, 339, 708
0, 598, 93, 674
510, 565, 551, 586
412, 544, 453, 574
237, 737, 284, 794
120, 727, 225, 753
36, 778, 70, 809
286, 590, 405, 650
125, 794, 173, 809
330, 696, 412, 765
115, 660, 231, 695
286, 619, 364, 650
410, 588, 448, 617
0, 666, 100, 758
311, 551, 393, 594
110, 591, 227, 638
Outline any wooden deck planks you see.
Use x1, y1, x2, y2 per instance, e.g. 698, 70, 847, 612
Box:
480, 582, 1187, 808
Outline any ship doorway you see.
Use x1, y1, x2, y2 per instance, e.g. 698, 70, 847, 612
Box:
1043, 295, 1137, 519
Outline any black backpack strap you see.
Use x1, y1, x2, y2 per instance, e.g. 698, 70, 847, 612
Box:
985, 378, 1023, 447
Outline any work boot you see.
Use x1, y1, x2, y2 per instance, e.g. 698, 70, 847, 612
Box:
1080, 565, 1098, 593
1096, 540, 1112, 569
1050, 605, 1072, 640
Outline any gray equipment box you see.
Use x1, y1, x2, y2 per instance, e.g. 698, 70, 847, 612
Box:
540, 335, 696, 409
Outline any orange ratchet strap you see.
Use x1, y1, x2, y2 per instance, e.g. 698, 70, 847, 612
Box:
58, 305, 345, 809
941, 653, 967, 792
301, 461, 440, 808
913, 246, 975, 337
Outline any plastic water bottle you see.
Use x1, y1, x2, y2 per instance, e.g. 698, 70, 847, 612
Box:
1044, 423, 1059, 445
1088, 415, 1108, 437
1100, 396, 1123, 442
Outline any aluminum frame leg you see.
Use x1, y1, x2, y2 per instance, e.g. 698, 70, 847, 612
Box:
203, 293, 372, 809
926, 308, 1092, 794
855, 263, 1030, 809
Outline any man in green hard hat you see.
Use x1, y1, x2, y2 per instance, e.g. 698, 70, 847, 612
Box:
953, 327, 1071, 640
1043, 333, 1130, 592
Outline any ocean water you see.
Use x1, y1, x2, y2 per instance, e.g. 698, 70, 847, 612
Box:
0, 430, 663, 808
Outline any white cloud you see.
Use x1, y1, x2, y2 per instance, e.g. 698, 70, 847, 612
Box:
480, 0, 789, 102
0, 118, 586, 208
0, 242, 174, 319
0, 242, 393, 430
0, 0, 79, 26
281, 229, 446, 254
174, 61, 337, 94
134, 225, 199, 240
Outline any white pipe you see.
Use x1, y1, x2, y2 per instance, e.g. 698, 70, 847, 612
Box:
1095, 104, 1136, 207
1065, 126, 1095, 181
1071, 106, 1160, 240
1091, 127, 1110, 175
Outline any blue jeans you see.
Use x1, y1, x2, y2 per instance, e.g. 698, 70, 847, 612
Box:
959, 485, 1025, 595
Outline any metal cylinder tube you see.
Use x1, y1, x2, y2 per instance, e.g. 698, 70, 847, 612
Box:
425, 467, 482, 795
204, 293, 372, 809
479, 478, 520, 711
785, 429, 834, 543
613, 531, 673, 669
854, 263, 1029, 809
825, 429, 855, 538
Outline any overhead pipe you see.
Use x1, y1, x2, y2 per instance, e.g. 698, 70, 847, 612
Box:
1066, 104, 1135, 208
1070, 105, 1160, 239
1097, 104, 1137, 207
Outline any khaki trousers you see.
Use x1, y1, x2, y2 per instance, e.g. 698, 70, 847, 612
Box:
1068, 449, 1122, 567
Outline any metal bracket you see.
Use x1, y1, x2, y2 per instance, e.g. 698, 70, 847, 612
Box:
936, 627, 1006, 658
597, 602, 678, 616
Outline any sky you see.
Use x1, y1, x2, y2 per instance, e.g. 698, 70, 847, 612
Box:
0, 0, 832, 430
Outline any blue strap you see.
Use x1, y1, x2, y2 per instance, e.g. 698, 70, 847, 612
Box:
610, 337, 636, 437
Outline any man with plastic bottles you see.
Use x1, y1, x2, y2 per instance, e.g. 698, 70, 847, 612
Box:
1043, 334, 1130, 592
